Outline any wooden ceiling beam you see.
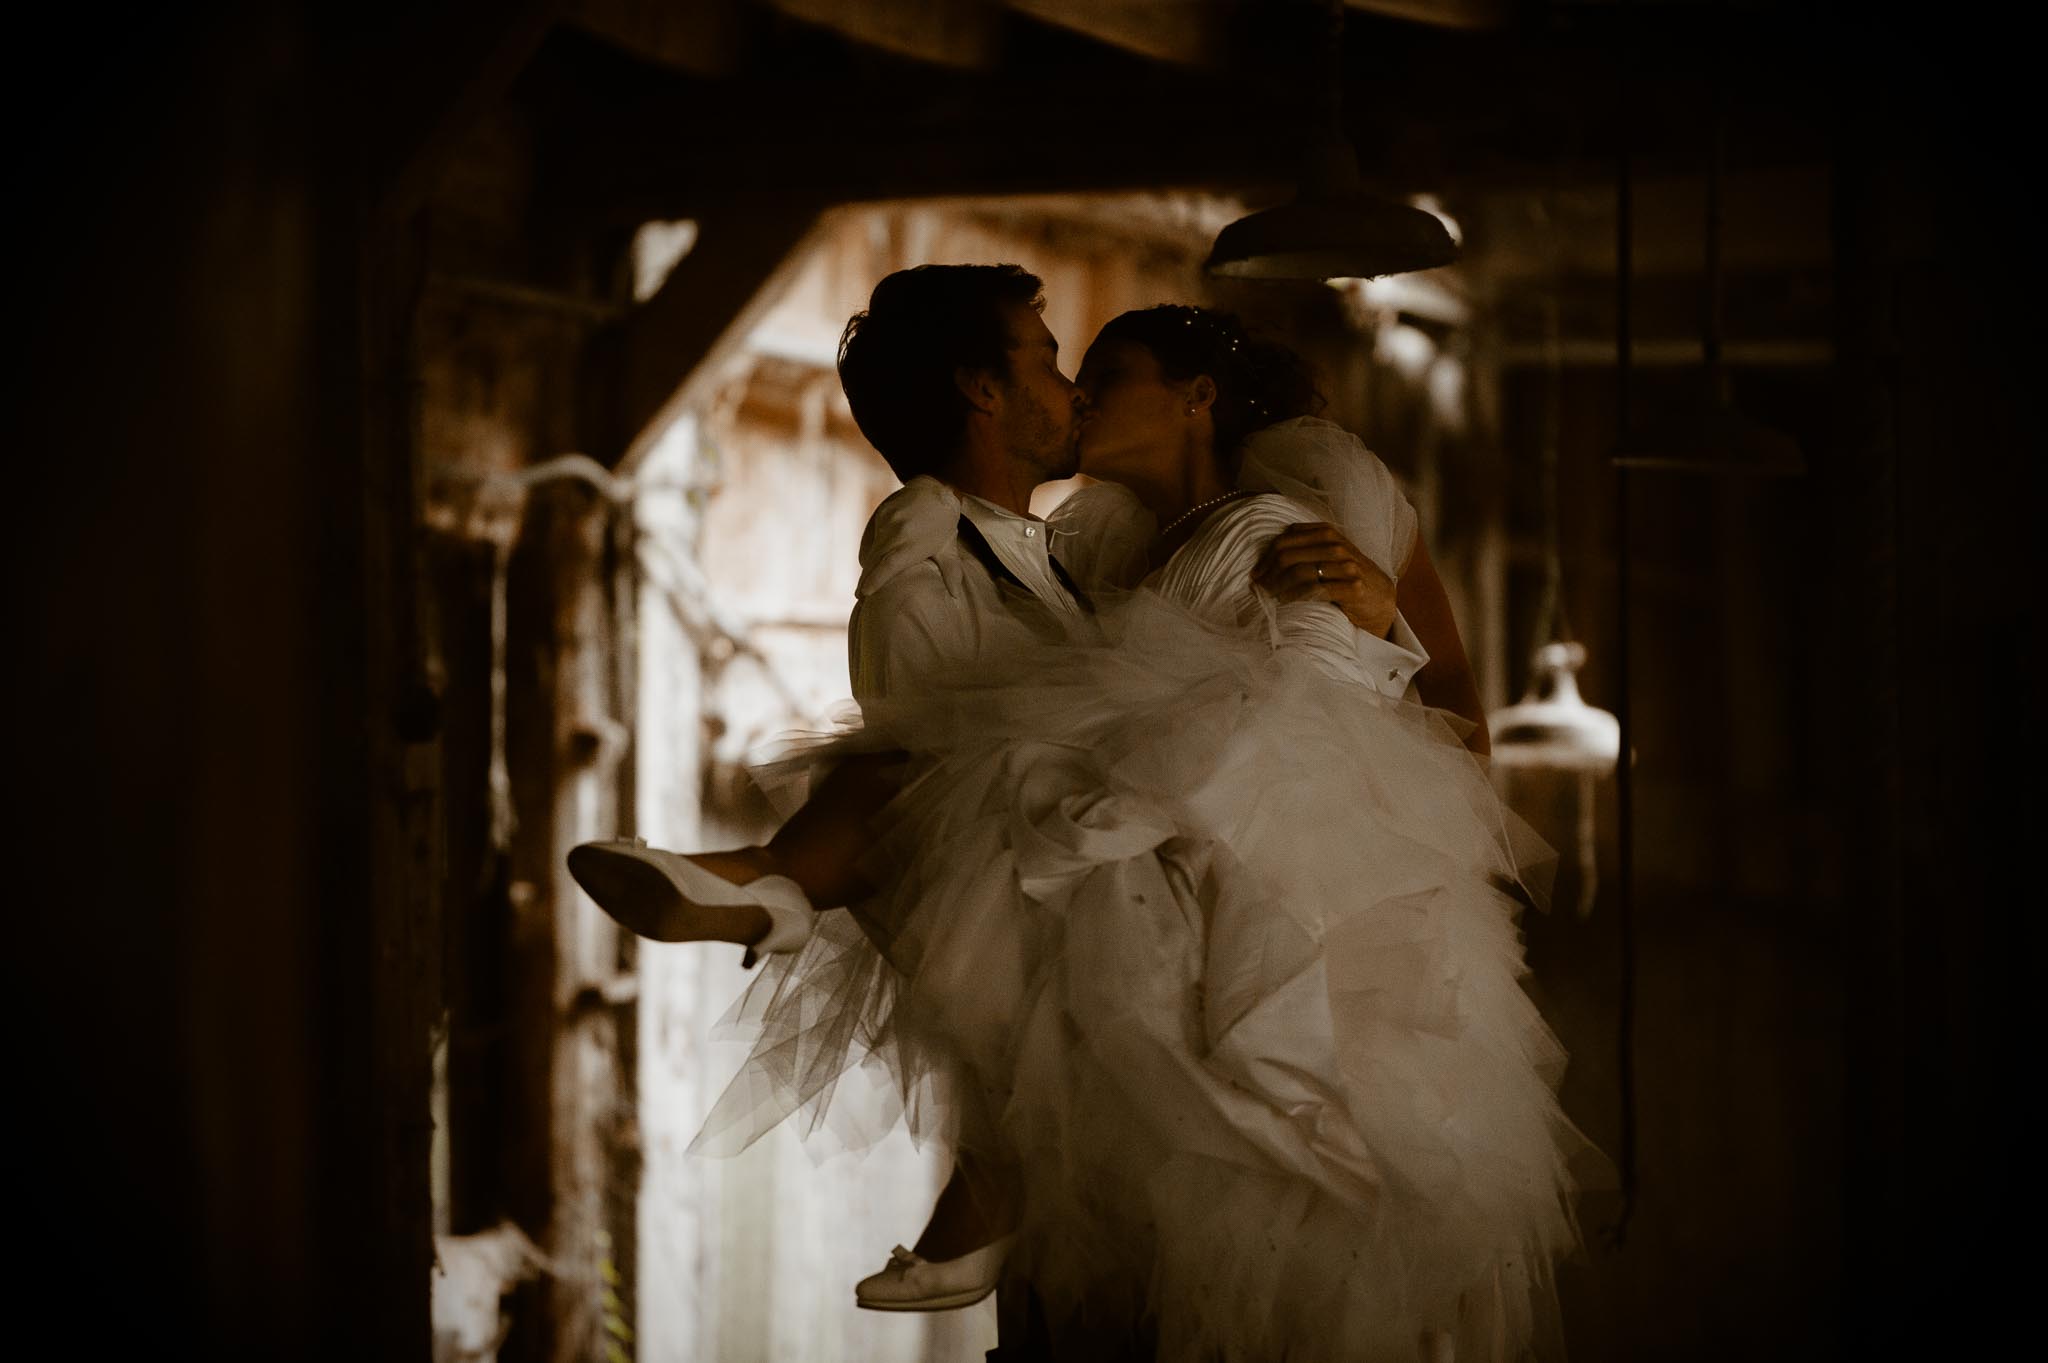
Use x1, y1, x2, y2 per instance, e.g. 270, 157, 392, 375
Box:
584, 194, 833, 468
521, 26, 1304, 225
520, 6, 1839, 234
766, 0, 1003, 68
1005, 0, 1232, 67
1345, 0, 1511, 29
566, 0, 747, 76
372, 0, 571, 225
551, 119, 1299, 231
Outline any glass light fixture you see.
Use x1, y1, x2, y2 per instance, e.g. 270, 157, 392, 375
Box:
1490, 270, 1618, 775
1490, 641, 1619, 773
1487, 210, 1619, 919
1490, 643, 1617, 921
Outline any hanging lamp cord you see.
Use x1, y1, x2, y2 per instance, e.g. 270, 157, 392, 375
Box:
1606, 5, 1641, 1253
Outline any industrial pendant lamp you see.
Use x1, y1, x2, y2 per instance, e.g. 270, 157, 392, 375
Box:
1492, 222, 1620, 777
1489, 243, 1619, 915
1491, 641, 1620, 774
1490, 632, 1617, 924
1204, 0, 1457, 281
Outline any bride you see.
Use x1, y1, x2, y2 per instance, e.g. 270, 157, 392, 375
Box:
573, 306, 1588, 1361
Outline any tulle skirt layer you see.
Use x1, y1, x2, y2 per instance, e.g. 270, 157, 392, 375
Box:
694, 592, 1588, 1361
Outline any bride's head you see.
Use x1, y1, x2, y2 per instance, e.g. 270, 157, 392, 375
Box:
1074, 306, 1322, 516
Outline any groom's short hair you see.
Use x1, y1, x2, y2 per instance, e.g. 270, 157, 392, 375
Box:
838, 264, 1045, 482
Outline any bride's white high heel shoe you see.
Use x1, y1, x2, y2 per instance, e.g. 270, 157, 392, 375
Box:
567, 837, 815, 961
854, 1236, 1015, 1312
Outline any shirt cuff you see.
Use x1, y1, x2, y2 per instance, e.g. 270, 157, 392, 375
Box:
1355, 613, 1430, 697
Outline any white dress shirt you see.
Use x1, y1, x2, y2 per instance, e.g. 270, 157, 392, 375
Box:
847, 477, 1080, 705
958, 494, 1088, 621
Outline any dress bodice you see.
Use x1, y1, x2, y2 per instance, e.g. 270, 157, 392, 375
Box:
1149, 493, 1428, 695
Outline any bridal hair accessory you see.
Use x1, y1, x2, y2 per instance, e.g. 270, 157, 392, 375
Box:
1187, 306, 1245, 349
1096, 304, 1321, 445
1179, 307, 1245, 355
1172, 307, 1280, 422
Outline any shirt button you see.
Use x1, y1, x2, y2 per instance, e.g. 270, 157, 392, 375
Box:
1388, 669, 1400, 681
1024, 526, 1037, 537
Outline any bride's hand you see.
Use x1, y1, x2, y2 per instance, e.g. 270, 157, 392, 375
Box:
1251, 523, 1398, 637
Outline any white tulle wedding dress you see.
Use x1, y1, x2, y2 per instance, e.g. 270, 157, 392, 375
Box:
693, 418, 1590, 1362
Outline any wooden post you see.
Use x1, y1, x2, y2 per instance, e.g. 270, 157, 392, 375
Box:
537, 484, 637, 1363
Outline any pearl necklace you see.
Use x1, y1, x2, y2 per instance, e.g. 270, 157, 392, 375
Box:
1158, 490, 1250, 540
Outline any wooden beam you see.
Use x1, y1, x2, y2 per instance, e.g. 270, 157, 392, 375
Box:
564, 120, 1299, 227
767, 0, 1002, 68
1006, 0, 1231, 66
526, 37, 1304, 223
372, 0, 570, 225
1346, 0, 1509, 29
589, 195, 831, 468
566, 0, 745, 76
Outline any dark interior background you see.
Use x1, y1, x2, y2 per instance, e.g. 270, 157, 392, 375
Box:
9, 2, 2033, 1359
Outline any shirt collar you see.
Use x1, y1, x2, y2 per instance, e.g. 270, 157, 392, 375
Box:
957, 493, 1043, 544
957, 493, 1080, 611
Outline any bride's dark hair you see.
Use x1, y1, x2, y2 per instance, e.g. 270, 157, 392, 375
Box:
1094, 304, 1323, 461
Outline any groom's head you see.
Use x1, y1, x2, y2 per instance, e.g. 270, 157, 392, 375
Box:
838, 264, 1082, 487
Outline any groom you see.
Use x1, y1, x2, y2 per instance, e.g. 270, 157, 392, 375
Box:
837, 263, 1092, 701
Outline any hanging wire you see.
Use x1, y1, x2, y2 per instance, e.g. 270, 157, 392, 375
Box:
1534, 180, 1605, 920
1606, 5, 1642, 1249
1530, 157, 1577, 659
1535, 284, 1567, 648
1314, 0, 1347, 145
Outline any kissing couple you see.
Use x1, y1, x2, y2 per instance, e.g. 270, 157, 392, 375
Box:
571, 265, 1588, 1362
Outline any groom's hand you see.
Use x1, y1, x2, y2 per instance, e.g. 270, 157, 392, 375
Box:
1252, 523, 1398, 638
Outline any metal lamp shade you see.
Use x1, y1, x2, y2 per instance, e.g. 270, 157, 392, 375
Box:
1205, 136, 1458, 281
1205, 193, 1460, 281
1489, 641, 1620, 773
